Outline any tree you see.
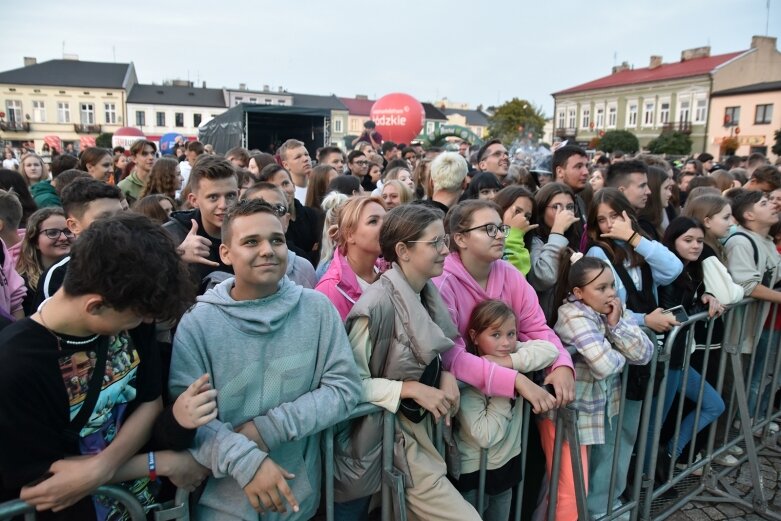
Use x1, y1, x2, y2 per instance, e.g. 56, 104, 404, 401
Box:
96, 133, 113, 148
772, 129, 781, 157
647, 131, 692, 155
487, 98, 546, 144
598, 130, 639, 154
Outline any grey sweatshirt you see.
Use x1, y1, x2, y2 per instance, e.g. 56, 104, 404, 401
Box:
169, 277, 360, 520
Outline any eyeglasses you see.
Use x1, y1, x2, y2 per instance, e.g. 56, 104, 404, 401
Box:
41, 228, 75, 240
407, 234, 450, 250
547, 203, 576, 212
354, 160, 369, 166
483, 149, 509, 161
460, 223, 510, 238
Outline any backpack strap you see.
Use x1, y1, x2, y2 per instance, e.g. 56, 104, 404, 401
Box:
63, 336, 110, 444
725, 231, 759, 265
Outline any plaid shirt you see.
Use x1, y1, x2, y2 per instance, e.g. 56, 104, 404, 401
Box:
554, 297, 653, 445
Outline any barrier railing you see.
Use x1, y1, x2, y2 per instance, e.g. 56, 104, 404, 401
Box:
5, 298, 781, 521
0, 485, 147, 521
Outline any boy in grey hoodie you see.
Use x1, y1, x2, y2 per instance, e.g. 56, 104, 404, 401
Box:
169, 199, 360, 520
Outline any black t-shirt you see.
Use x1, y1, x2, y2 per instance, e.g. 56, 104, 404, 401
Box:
286, 199, 320, 267
32, 256, 69, 311
0, 319, 161, 519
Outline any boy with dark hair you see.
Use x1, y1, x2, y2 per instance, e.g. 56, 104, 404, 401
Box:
351, 120, 383, 150
745, 165, 781, 194
606, 159, 652, 210
163, 155, 238, 289
0, 213, 214, 519
34, 178, 124, 307
225, 147, 250, 169
317, 146, 345, 172
169, 199, 360, 519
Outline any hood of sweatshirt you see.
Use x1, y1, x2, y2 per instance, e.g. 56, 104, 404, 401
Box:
441, 252, 506, 301
197, 275, 304, 335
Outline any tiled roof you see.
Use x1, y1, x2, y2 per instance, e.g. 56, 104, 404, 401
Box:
291, 93, 348, 110
127, 84, 226, 107
339, 97, 375, 116
441, 108, 490, 126
0, 59, 133, 88
553, 51, 747, 96
712, 80, 781, 97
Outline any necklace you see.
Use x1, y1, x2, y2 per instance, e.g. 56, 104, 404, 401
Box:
37, 302, 99, 351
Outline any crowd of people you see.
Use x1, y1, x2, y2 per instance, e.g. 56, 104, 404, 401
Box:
0, 128, 780, 521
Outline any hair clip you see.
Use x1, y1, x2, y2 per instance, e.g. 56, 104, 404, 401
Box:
570, 252, 584, 264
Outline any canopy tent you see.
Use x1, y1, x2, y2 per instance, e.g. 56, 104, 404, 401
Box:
198, 103, 331, 155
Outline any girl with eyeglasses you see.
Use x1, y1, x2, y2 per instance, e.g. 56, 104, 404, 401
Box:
433, 199, 579, 521
527, 182, 583, 325
333, 204, 481, 521
16, 207, 73, 315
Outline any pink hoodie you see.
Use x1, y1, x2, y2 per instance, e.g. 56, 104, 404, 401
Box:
433, 253, 574, 398
0, 238, 25, 318
315, 248, 366, 321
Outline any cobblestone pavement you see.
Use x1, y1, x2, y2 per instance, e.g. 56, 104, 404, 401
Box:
663, 440, 781, 521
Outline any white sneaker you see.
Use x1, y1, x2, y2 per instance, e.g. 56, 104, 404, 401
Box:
714, 453, 740, 466
728, 445, 745, 456
769, 421, 779, 433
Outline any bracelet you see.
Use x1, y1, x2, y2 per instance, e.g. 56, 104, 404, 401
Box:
147, 451, 157, 481
627, 232, 638, 245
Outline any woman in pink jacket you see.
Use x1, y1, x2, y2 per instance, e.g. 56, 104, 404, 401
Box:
315, 195, 386, 320
433, 199, 582, 521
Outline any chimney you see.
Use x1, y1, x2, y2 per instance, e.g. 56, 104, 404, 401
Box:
239, 83, 247, 90
649, 55, 663, 69
278, 86, 284, 93
63, 53, 79, 61
23, 57, 36, 67
751, 35, 777, 50
356, 94, 369, 100
680, 46, 711, 61
202, 81, 206, 88
262, 84, 269, 91
171, 79, 190, 87
612, 61, 630, 74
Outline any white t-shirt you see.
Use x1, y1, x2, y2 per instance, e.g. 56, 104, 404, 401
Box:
295, 185, 308, 204
2, 158, 18, 170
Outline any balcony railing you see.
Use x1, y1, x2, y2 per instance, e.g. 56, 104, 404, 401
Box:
74, 123, 102, 134
555, 127, 577, 138
661, 121, 692, 134
0, 121, 30, 132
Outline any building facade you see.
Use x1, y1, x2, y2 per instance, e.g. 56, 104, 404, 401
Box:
707, 81, 780, 161
552, 36, 781, 154
0, 57, 136, 151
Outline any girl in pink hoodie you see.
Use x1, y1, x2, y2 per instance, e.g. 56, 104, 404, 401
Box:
433, 199, 581, 521
316, 196, 386, 321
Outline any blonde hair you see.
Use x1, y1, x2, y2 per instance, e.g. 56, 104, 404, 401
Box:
382, 180, 413, 205
430, 151, 467, 192
319, 191, 349, 265
331, 195, 386, 253
17, 207, 67, 289
19, 152, 48, 185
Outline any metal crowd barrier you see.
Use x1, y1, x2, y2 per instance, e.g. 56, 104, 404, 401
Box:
0, 485, 147, 520
7, 298, 780, 521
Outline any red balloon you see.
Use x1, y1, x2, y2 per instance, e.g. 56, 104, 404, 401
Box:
370, 93, 425, 144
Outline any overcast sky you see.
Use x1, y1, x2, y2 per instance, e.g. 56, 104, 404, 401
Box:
3, 0, 779, 117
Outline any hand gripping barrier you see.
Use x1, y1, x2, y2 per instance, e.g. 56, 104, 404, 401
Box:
0, 485, 147, 521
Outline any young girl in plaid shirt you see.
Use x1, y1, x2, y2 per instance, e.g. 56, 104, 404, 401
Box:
553, 252, 654, 519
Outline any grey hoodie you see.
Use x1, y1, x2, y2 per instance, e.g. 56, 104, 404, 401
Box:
170, 277, 360, 520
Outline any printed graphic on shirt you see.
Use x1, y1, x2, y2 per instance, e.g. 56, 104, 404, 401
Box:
58, 333, 155, 520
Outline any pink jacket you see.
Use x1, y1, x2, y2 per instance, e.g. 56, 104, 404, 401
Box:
433, 253, 574, 398
0, 238, 25, 317
315, 248, 365, 321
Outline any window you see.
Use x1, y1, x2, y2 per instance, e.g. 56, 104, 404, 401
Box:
567, 108, 576, 128
57, 102, 70, 123
136, 110, 146, 126
350, 118, 360, 132
581, 108, 590, 129
5, 100, 21, 123
264, 98, 272, 105
175, 112, 184, 127
426, 121, 435, 133
643, 101, 655, 126
156, 111, 165, 126
724, 106, 740, 126
679, 99, 691, 122
607, 104, 617, 127
333, 118, 343, 133
626, 101, 638, 127
193, 113, 202, 127
32, 100, 46, 122
104, 103, 117, 124
277, 99, 285, 105
659, 101, 670, 124
80, 103, 95, 124
595, 106, 605, 128
249, 97, 257, 104
755, 104, 773, 125
694, 98, 707, 123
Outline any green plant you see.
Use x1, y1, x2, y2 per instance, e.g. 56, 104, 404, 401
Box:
772, 129, 781, 157
597, 130, 639, 154
647, 131, 692, 155
487, 98, 546, 144
95, 133, 113, 148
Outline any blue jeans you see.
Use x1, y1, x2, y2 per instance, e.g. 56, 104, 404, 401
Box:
587, 398, 642, 518
334, 496, 371, 521
748, 329, 778, 421
646, 367, 725, 465
462, 488, 512, 521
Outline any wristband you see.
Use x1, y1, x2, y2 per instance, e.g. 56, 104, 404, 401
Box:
147, 451, 157, 481
628, 232, 638, 245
